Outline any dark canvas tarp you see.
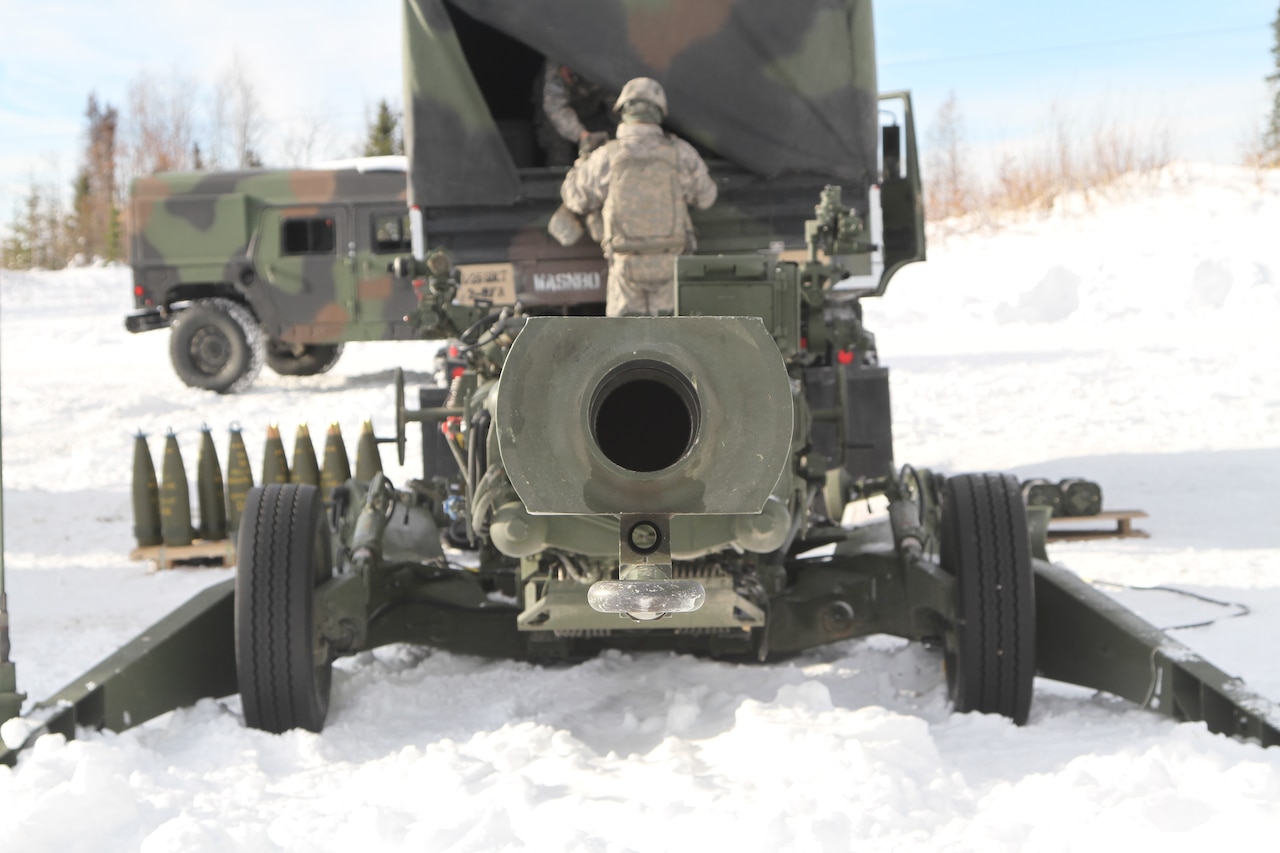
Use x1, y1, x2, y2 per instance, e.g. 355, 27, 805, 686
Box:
402, 0, 524, 207
403, 0, 878, 207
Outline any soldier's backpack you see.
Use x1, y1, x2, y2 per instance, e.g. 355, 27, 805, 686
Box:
602, 137, 687, 253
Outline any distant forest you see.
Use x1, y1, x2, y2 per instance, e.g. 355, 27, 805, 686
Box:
2, 64, 402, 270
7, 7, 1280, 269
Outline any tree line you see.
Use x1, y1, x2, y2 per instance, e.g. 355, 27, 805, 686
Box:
2, 64, 403, 271
9, 8, 1280, 269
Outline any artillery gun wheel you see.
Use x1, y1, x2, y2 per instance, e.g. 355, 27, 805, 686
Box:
236, 483, 334, 733
265, 340, 344, 377
940, 473, 1035, 725
169, 298, 265, 394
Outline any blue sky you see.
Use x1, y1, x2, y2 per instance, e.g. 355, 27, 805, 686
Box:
877, 1, 1276, 163
0, 0, 1276, 232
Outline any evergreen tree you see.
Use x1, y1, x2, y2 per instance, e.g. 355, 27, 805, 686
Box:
364, 100, 403, 157
4, 93, 116, 269
2, 178, 73, 270
72, 94, 120, 261
1266, 5, 1280, 164
0, 191, 38, 269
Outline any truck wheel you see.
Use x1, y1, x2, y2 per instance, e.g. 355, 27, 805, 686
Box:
235, 483, 334, 733
266, 340, 344, 376
169, 298, 265, 393
940, 473, 1036, 724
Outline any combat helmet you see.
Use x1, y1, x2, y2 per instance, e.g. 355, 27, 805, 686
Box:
613, 77, 668, 117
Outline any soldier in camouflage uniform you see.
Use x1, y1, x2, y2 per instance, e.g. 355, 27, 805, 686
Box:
560, 77, 717, 316
533, 61, 616, 167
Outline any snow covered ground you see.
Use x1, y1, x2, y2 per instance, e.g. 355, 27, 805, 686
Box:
1, 163, 1278, 851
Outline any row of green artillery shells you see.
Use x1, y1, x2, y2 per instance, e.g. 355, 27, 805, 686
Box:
132, 421, 384, 549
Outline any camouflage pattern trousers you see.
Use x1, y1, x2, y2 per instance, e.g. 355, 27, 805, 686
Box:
605, 250, 682, 316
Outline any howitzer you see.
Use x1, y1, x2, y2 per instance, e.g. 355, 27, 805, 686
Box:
5, 188, 1278, 767
228, 190, 1280, 740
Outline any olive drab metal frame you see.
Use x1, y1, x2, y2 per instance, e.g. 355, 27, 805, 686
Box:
4, 528, 1275, 769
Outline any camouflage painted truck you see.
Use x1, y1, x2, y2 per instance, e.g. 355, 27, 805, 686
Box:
127, 161, 418, 393
5, 0, 1276, 766
127, 0, 921, 393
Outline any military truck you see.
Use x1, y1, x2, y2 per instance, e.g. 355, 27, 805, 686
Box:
127, 161, 418, 393
127, 0, 923, 393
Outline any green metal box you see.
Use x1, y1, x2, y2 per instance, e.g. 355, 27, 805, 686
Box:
675, 254, 802, 359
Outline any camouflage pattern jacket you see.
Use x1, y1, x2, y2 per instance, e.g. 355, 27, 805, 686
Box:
541, 62, 614, 142
561, 122, 717, 255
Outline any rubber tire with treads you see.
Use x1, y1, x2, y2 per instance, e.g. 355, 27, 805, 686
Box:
940, 473, 1036, 725
236, 483, 334, 733
266, 341, 344, 377
168, 298, 265, 394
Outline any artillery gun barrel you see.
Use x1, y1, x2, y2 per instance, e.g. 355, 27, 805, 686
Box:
486, 316, 798, 619
495, 316, 795, 517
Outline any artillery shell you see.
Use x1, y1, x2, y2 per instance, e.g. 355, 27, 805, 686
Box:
131, 431, 162, 547
159, 431, 194, 547
196, 426, 227, 541
262, 424, 290, 485
354, 419, 383, 481
225, 426, 254, 537
292, 424, 320, 487
321, 422, 352, 497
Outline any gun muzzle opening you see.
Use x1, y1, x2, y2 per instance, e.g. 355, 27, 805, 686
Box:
590, 361, 699, 474
497, 316, 791, 516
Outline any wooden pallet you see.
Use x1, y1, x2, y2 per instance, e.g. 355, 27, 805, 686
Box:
129, 539, 237, 570
1046, 509, 1149, 542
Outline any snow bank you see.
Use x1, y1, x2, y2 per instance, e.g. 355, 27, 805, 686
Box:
1, 164, 1278, 852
